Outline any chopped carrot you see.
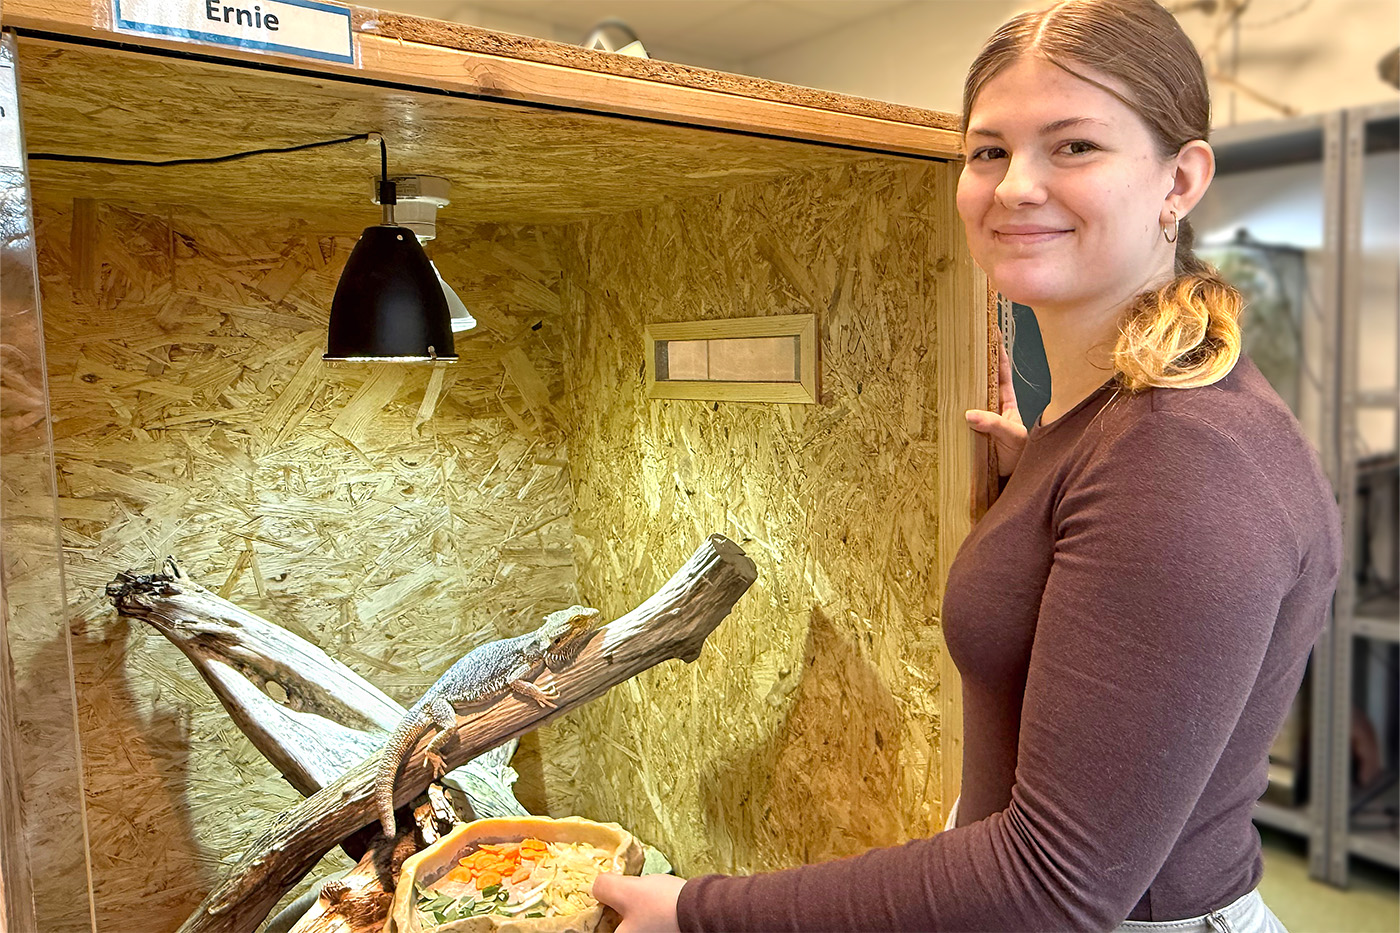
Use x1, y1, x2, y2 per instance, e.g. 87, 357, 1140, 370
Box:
452, 838, 555, 890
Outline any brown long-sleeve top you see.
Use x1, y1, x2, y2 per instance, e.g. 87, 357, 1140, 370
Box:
678, 356, 1342, 931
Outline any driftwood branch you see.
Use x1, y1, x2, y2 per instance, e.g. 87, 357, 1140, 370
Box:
175, 533, 755, 933
108, 558, 401, 792
286, 824, 421, 933
105, 560, 527, 820
283, 789, 455, 933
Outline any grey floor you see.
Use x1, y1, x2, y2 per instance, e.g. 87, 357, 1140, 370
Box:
1257, 828, 1399, 932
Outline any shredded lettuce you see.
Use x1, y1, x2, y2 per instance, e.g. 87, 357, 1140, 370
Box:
417, 838, 621, 926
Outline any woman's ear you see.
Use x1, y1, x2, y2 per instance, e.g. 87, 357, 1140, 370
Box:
1164, 139, 1215, 224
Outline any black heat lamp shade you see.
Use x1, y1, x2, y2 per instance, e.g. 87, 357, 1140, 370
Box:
324, 224, 458, 362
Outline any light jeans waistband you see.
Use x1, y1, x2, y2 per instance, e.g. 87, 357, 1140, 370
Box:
1115, 888, 1287, 932
942, 796, 960, 832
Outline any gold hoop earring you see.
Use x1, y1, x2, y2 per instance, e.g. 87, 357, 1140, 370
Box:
1163, 210, 1179, 244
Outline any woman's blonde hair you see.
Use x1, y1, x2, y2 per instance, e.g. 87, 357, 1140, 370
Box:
963, 0, 1243, 391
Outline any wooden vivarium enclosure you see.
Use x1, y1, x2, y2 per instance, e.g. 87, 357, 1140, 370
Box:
0, 1, 995, 930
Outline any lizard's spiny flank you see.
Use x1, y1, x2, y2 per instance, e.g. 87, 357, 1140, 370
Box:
373, 606, 598, 836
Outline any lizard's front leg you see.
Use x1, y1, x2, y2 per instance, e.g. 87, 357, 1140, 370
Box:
507, 662, 558, 709
422, 697, 458, 775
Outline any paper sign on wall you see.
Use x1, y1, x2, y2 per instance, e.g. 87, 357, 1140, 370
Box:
114, 0, 354, 65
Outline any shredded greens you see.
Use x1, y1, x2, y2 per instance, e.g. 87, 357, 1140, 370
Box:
415, 883, 520, 924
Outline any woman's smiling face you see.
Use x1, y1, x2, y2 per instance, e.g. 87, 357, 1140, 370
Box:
957, 55, 1181, 316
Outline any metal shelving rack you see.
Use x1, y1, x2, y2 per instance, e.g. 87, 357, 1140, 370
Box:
1325, 101, 1400, 886
1206, 102, 1400, 886
1206, 108, 1341, 883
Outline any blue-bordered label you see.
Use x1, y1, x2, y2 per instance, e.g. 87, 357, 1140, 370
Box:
114, 0, 354, 65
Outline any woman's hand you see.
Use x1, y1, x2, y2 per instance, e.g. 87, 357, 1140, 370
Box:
592, 872, 686, 933
966, 343, 1028, 477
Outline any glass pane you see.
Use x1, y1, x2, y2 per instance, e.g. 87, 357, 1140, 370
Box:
708, 336, 798, 382
663, 339, 709, 380
1357, 136, 1397, 456
657, 335, 799, 383
0, 33, 94, 933
1195, 150, 1328, 453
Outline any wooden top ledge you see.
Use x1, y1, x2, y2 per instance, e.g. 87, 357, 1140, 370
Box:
1, 0, 965, 160
360, 10, 961, 134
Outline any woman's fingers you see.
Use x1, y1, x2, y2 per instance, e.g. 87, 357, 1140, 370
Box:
965, 409, 1027, 446
965, 408, 1028, 477
964, 340, 1029, 478
592, 872, 686, 933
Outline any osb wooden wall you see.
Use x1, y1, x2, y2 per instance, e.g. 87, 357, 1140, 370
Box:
26, 192, 580, 931
16, 153, 979, 929
551, 159, 975, 876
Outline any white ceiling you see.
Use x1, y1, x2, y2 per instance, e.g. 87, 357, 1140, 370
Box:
375, 0, 915, 70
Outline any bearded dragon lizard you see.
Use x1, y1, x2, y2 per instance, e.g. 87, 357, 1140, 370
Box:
373, 605, 600, 836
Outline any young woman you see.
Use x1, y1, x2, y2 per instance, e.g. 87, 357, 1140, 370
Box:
593, 2, 1342, 930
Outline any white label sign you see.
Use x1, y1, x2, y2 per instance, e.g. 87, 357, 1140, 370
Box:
114, 0, 354, 65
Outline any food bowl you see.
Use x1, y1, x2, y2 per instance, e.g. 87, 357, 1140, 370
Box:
386, 816, 645, 933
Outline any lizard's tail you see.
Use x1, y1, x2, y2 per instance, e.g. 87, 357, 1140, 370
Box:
375, 710, 432, 838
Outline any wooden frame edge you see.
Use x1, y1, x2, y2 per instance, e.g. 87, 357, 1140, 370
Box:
0, 0, 963, 160
645, 314, 818, 405
364, 11, 960, 133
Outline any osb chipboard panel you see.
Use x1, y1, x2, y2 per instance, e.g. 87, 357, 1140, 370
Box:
27, 192, 580, 931
16, 37, 868, 232
552, 158, 977, 876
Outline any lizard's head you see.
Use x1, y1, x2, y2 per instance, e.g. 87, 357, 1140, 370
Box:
540, 605, 600, 665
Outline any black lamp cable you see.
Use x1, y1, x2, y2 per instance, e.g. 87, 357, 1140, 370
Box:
29, 131, 383, 168
375, 133, 396, 212
31, 129, 399, 219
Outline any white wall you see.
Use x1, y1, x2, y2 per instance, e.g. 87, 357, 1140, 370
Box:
1172, 0, 1400, 127
375, 1, 753, 74
734, 1, 1021, 115
740, 0, 1400, 127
